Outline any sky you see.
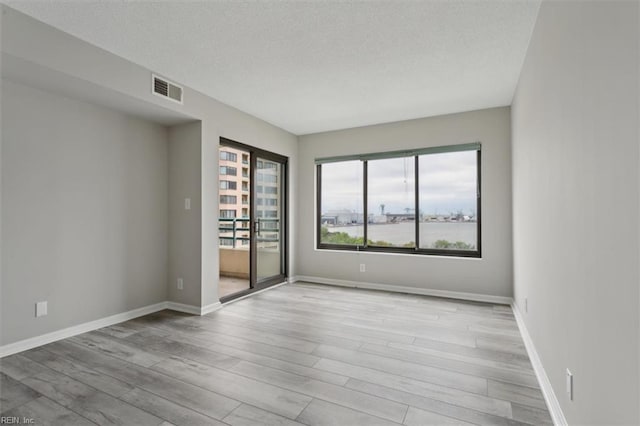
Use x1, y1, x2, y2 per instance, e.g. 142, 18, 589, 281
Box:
321, 150, 477, 216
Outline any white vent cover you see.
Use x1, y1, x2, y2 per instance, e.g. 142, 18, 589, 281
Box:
152, 74, 183, 104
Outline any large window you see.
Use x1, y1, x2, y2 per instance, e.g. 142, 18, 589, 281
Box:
317, 143, 480, 257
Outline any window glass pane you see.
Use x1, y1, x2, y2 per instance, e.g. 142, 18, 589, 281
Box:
320, 161, 364, 245
419, 151, 477, 251
220, 195, 237, 204
367, 157, 416, 248
220, 180, 238, 190
220, 166, 237, 176
256, 158, 282, 280
219, 209, 236, 218
220, 151, 237, 162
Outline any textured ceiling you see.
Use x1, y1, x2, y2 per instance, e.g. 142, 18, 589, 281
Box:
6, 1, 541, 135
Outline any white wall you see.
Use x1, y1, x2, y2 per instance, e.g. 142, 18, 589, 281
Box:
512, 1, 639, 424
297, 107, 513, 299
1, 79, 169, 345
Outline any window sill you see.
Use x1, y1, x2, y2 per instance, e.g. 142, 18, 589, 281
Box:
315, 245, 482, 259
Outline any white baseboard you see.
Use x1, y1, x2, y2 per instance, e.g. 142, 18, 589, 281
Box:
201, 302, 222, 315
1, 299, 224, 358
165, 301, 223, 316
0, 302, 167, 358
295, 275, 513, 305
511, 302, 567, 426
0, 279, 509, 359
167, 301, 200, 315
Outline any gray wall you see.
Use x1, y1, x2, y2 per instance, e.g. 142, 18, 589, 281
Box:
168, 122, 203, 307
1, 79, 169, 345
511, 1, 639, 424
1, 5, 298, 320
297, 107, 513, 298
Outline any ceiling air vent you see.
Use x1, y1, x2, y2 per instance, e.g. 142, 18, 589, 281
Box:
152, 74, 183, 104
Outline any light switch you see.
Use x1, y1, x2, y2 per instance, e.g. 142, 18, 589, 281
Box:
184, 198, 191, 210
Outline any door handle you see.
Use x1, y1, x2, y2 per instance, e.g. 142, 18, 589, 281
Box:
254, 220, 261, 234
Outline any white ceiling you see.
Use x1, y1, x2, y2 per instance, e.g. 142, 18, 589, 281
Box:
6, 1, 540, 135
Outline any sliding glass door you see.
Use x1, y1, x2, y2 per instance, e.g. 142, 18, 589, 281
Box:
219, 138, 287, 302
254, 156, 286, 289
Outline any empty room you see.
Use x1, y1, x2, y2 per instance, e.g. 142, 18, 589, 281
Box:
0, 1, 638, 425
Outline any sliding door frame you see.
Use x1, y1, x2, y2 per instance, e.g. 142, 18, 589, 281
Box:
219, 137, 288, 303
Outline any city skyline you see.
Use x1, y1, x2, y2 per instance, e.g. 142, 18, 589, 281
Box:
321, 150, 477, 216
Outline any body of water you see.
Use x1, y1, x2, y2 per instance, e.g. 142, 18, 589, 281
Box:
328, 221, 477, 248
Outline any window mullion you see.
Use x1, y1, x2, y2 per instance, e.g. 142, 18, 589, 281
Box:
363, 160, 368, 249
316, 164, 322, 249
476, 150, 482, 256
414, 155, 420, 250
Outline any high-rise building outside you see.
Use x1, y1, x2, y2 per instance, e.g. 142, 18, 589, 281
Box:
218, 146, 279, 248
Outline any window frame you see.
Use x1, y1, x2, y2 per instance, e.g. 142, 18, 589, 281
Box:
316, 144, 481, 258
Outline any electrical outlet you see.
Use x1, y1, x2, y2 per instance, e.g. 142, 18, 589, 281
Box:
359, 263, 366, 272
177, 278, 184, 290
35, 301, 48, 317
525, 298, 528, 313
566, 369, 573, 400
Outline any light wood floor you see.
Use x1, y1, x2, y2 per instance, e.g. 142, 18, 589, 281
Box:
0, 282, 552, 425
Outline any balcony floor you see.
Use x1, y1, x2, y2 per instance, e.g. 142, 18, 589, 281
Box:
219, 275, 250, 299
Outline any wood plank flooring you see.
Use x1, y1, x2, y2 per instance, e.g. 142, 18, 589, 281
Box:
0, 282, 552, 425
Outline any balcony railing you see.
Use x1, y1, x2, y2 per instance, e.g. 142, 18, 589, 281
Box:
219, 217, 279, 248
